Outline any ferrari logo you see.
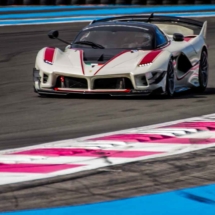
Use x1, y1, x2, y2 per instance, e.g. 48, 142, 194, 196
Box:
89, 70, 92, 72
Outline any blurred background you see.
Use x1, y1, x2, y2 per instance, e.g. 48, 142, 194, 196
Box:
1, 0, 215, 7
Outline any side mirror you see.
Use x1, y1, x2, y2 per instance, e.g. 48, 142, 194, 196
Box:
48, 30, 59, 39
47, 30, 71, 45
173, 33, 184, 42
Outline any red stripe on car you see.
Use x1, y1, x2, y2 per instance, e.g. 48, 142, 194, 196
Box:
44, 47, 55, 63
139, 50, 162, 65
94, 50, 130, 75
184, 36, 196, 42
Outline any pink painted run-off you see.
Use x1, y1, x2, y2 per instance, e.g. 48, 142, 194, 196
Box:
12, 148, 163, 158
89, 134, 215, 144
161, 121, 215, 131
0, 163, 83, 174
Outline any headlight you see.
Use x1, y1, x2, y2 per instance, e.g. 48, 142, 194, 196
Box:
138, 63, 152, 67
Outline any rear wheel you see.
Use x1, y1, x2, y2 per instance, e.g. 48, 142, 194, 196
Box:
196, 50, 208, 92
165, 60, 175, 97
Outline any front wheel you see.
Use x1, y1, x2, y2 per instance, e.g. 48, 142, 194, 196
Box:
165, 59, 175, 97
196, 50, 208, 93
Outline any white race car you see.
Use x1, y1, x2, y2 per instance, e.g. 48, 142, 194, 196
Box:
33, 14, 208, 97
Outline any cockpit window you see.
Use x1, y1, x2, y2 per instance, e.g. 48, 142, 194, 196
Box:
73, 26, 153, 49
155, 28, 168, 47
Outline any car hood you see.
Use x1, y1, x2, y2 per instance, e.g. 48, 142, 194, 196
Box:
39, 47, 167, 77
52, 48, 151, 76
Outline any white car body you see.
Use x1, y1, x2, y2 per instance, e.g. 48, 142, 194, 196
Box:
33, 15, 208, 96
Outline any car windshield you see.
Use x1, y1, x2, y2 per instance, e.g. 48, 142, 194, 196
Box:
73, 26, 153, 49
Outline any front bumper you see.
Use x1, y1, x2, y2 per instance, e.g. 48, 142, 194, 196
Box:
33, 68, 165, 97
36, 87, 164, 97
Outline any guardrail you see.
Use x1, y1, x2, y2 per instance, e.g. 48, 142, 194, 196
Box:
0, 0, 215, 5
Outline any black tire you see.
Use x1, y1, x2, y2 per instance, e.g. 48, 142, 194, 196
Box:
165, 60, 175, 97
40, 0, 51, 4
0, 0, 7, 5
131, 0, 146, 4
162, 0, 176, 4
85, 0, 99, 3
194, 0, 205, 3
71, 0, 85, 4
115, 0, 130, 3
100, 0, 114, 3
55, 0, 65, 4
177, 0, 189, 3
146, 0, 157, 4
7, 0, 16, 4
195, 50, 208, 92
23, 0, 33, 4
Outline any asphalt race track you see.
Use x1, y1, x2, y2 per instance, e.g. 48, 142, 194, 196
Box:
0, 17, 215, 212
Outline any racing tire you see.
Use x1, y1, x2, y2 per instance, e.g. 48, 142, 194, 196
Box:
146, 0, 157, 4
165, 60, 175, 97
7, 0, 16, 4
162, 0, 176, 4
0, 0, 7, 4
22, 0, 32, 4
115, 0, 130, 4
55, 0, 65, 4
195, 50, 208, 93
40, 0, 53, 4
85, 0, 99, 3
194, 0, 205, 3
131, 0, 146, 4
71, 0, 85, 4
177, 0, 189, 3
100, 0, 114, 3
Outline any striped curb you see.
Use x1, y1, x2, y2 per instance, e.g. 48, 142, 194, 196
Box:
0, 113, 215, 186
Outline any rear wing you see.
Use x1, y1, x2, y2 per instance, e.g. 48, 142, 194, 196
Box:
200, 20, 207, 39
90, 14, 207, 38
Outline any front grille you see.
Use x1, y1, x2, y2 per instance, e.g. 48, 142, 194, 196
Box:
56, 76, 88, 89
93, 78, 133, 89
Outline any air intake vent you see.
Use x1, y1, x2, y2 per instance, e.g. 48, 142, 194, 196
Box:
141, 75, 148, 86
94, 78, 133, 89
56, 76, 88, 89
43, 74, 48, 83
135, 75, 148, 87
